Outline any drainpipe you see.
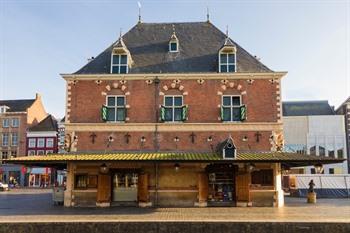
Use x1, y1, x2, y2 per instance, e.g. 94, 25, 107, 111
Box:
154, 76, 160, 152
155, 162, 159, 206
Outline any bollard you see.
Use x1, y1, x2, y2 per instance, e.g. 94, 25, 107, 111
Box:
307, 192, 316, 204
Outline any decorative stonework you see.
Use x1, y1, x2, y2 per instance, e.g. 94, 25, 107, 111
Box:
95, 80, 102, 85
220, 80, 247, 96
247, 79, 254, 84
145, 79, 153, 85
197, 79, 205, 85
159, 80, 188, 96
101, 81, 129, 96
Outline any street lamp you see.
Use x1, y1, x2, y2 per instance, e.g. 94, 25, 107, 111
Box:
174, 163, 180, 172
100, 163, 109, 174
314, 163, 324, 174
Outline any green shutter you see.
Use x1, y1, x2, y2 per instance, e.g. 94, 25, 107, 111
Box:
123, 107, 127, 121
182, 105, 188, 121
101, 105, 108, 121
220, 106, 224, 121
160, 105, 165, 121
240, 105, 247, 121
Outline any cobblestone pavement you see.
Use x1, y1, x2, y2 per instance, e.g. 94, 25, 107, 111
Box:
0, 190, 349, 223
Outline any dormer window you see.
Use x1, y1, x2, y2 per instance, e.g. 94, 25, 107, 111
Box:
111, 54, 128, 74
219, 52, 236, 72
169, 41, 178, 52
0, 106, 9, 114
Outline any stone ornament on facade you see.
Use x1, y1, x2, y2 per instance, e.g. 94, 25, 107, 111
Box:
217, 80, 247, 96
160, 79, 188, 96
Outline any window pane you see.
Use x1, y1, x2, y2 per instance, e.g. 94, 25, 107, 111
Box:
107, 108, 115, 121
232, 97, 240, 106
165, 97, 173, 106
174, 108, 182, 121
228, 64, 235, 72
120, 55, 127, 64
116, 108, 125, 121
223, 107, 231, 121
228, 54, 235, 63
117, 97, 125, 106
223, 96, 231, 106
232, 107, 240, 121
164, 108, 173, 121
174, 97, 182, 106
107, 97, 115, 106
220, 65, 227, 72
112, 66, 119, 74
170, 42, 177, 51
112, 55, 119, 64
220, 54, 227, 63
119, 65, 127, 74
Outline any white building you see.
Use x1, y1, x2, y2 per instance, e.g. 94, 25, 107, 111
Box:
283, 101, 348, 174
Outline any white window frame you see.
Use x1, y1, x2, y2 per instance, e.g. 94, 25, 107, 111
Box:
28, 150, 36, 156
110, 54, 128, 74
10, 150, 17, 158
11, 133, 18, 146
28, 138, 36, 148
169, 41, 178, 52
163, 95, 183, 122
106, 95, 126, 122
37, 150, 45, 155
1, 151, 8, 159
46, 150, 54, 155
37, 138, 45, 148
222, 95, 242, 122
0, 106, 8, 114
11, 118, 19, 127
2, 133, 9, 146
46, 138, 54, 148
2, 118, 9, 128
219, 52, 236, 73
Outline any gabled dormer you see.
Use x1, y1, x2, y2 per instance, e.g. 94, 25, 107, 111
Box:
216, 136, 237, 159
218, 36, 237, 73
168, 25, 179, 52
111, 34, 133, 74
0, 105, 9, 114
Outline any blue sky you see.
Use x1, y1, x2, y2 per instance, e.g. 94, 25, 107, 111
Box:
0, 0, 349, 118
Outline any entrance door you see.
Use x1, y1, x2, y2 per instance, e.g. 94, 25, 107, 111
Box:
206, 164, 236, 206
112, 172, 138, 202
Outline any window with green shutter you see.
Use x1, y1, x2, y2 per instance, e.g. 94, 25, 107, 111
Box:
102, 96, 126, 122
221, 95, 246, 122
161, 96, 187, 122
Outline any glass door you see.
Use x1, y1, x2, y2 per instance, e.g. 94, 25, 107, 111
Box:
112, 172, 138, 202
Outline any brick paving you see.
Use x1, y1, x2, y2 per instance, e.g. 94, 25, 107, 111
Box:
0, 189, 349, 223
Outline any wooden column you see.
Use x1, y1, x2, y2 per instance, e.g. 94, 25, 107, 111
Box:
96, 173, 111, 207
198, 172, 208, 206
138, 173, 149, 203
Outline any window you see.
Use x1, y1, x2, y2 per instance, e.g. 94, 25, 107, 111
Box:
111, 54, 127, 74
221, 96, 242, 122
219, 53, 236, 72
37, 138, 45, 148
28, 150, 36, 156
37, 150, 45, 155
11, 118, 19, 127
163, 96, 183, 122
337, 149, 344, 158
251, 169, 273, 186
28, 138, 36, 148
309, 146, 316, 156
11, 151, 17, 158
329, 168, 335, 174
105, 96, 126, 122
311, 168, 316, 174
46, 138, 54, 148
11, 133, 18, 146
2, 119, 9, 128
2, 133, 9, 146
46, 150, 53, 155
75, 174, 88, 189
169, 42, 178, 52
88, 175, 98, 188
1, 151, 8, 159
0, 106, 8, 114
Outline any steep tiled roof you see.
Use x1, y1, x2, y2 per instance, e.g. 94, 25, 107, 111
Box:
282, 101, 335, 116
0, 99, 35, 112
74, 22, 272, 74
28, 115, 58, 132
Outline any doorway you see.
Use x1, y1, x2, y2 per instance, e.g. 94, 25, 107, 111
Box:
206, 164, 236, 206
112, 171, 138, 204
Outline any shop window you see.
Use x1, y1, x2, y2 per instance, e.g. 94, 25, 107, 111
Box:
11, 118, 19, 127
251, 169, 273, 186
160, 96, 188, 122
310, 168, 316, 174
329, 168, 335, 174
102, 96, 126, 122
75, 174, 88, 189
37, 138, 45, 148
28, 138, 36, 148
2, 119, 9, 128
46, 138, 54, 148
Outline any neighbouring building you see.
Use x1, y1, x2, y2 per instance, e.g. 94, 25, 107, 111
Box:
336, 97, 350, 173
57, 117, 66, 153
283, 100, 348, 174
0, 94, 47, 186
6, 20, 343, 207
26, 114, 58, 187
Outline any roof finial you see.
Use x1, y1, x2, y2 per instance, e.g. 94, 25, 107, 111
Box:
226, 25, 229, 38
206, 7, 210, 22
119, 28, 122, 39
137, 1, 142, 23
172, 24, 176, 35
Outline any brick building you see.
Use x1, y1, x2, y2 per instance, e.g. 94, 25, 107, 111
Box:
0, 94, 47, 186
336, 97, 350, 173
6, 21, 343, 206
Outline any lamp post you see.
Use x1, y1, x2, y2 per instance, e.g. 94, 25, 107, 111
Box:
100, 163, 109, 174
314, 163, 324, 174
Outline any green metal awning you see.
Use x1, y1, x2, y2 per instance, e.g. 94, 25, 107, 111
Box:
2, 151, 345, 168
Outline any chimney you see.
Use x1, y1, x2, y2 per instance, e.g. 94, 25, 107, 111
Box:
35, 93, 41, 100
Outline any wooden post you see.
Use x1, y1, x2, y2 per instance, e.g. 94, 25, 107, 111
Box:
96, 173, 111, 207
198, 172, 208, 207
235, 172, 251, 205
138, 173, 149, 203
